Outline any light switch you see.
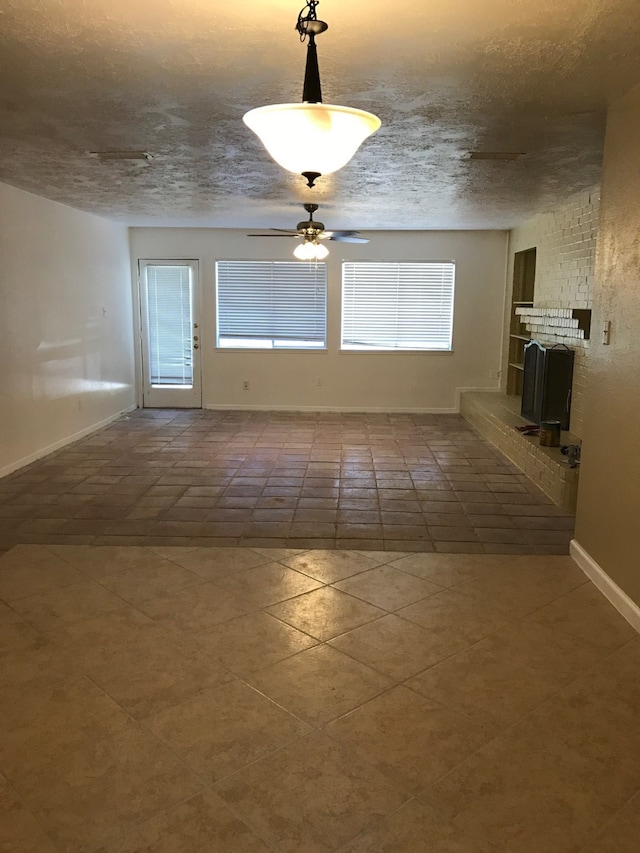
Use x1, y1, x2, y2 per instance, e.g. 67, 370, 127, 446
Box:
602, 320, 611, 345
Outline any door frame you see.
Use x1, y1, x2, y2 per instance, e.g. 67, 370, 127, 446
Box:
137, 258, 203, 408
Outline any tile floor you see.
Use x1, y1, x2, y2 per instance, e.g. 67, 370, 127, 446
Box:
1, 544, 639, 851
0, 409, 574, 556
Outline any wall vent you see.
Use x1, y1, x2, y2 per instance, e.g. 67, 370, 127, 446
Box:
469, 151, 525, 160
88, 151, 154, 161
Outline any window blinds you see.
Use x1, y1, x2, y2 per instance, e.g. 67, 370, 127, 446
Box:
145, 264, 193, 385
216, 260, 327, 348
341, 261, 455, 351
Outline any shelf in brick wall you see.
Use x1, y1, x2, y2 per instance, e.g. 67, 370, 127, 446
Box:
514, 307, 591, 340
507, 250, 536, 397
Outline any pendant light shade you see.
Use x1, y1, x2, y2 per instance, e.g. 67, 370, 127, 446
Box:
243, 0, 381, 187
243, 103, 381, 179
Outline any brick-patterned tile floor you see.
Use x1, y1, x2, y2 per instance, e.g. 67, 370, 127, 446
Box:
0, 410, 574, 555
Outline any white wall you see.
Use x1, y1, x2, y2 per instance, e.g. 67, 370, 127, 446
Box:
129, 228, 507, 412
503, 188, 600, 437
0, 183, 136, 476
575, 81, 640, 607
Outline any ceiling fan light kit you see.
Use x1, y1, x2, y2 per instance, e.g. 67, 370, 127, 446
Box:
243, 0, 381, 188
294, 239, 329, 260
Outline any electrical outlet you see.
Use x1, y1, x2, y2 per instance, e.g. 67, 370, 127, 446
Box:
242, 380, 250, 390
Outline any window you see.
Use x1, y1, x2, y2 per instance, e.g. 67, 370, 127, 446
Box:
341, 261, 455, 351
216, 261, 327, 349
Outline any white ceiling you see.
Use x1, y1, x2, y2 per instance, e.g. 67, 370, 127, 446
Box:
1, 0, 640, 230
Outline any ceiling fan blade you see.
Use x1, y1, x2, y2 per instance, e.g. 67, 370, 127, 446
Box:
328, 231, 369, 243
270, 228, 301, 234
247, 233, 300, 238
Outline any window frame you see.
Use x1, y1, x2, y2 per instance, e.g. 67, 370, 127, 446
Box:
215, 259, 328, 352
340, 259, 456, 353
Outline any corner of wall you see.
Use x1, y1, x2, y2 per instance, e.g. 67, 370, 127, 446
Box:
570, 539, 640, 633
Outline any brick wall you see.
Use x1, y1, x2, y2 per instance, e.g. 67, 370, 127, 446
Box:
503, 188, 600, 438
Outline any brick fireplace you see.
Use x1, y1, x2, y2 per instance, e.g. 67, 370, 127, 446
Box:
460, 187, 599, 513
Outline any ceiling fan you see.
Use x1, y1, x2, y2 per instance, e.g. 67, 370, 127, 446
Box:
247, 204, 369, 251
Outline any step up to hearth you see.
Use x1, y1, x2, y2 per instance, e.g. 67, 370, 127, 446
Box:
460, 391, 580, 512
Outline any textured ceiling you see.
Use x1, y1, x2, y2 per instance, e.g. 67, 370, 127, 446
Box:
1, 0, 640, 229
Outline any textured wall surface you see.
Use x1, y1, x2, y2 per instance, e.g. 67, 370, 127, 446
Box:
504, 189, 600, 438
0, 183, 136, 475
575, 82, 640, 605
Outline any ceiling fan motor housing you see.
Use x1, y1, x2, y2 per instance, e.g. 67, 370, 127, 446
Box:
298, 204, 323, 236
297, 219, 325, 234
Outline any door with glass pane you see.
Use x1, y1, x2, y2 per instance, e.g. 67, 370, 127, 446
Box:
139, 260, 202, 408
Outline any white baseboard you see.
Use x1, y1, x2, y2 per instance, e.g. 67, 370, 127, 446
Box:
0, 404, 138, 480
202, 388, 502, 415
203, 404, 459, 414
570, 539, 640, 634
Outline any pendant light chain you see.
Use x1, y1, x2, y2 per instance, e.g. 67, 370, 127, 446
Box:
296, 1, 321, 42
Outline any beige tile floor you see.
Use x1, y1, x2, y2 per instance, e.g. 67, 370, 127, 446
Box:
1, 543, 639, 851
0, 409, 575, 556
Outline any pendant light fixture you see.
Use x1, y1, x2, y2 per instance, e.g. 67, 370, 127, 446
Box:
293, 238, 329, 260
243, 0, 381, 188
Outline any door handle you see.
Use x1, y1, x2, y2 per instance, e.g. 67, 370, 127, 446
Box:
193, 335, 199, 342
193, 343, 199, 349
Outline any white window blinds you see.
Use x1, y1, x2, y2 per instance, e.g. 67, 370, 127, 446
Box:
216, 261, 327, 349
144, 264, 193, 385
341, 261, 455, 351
